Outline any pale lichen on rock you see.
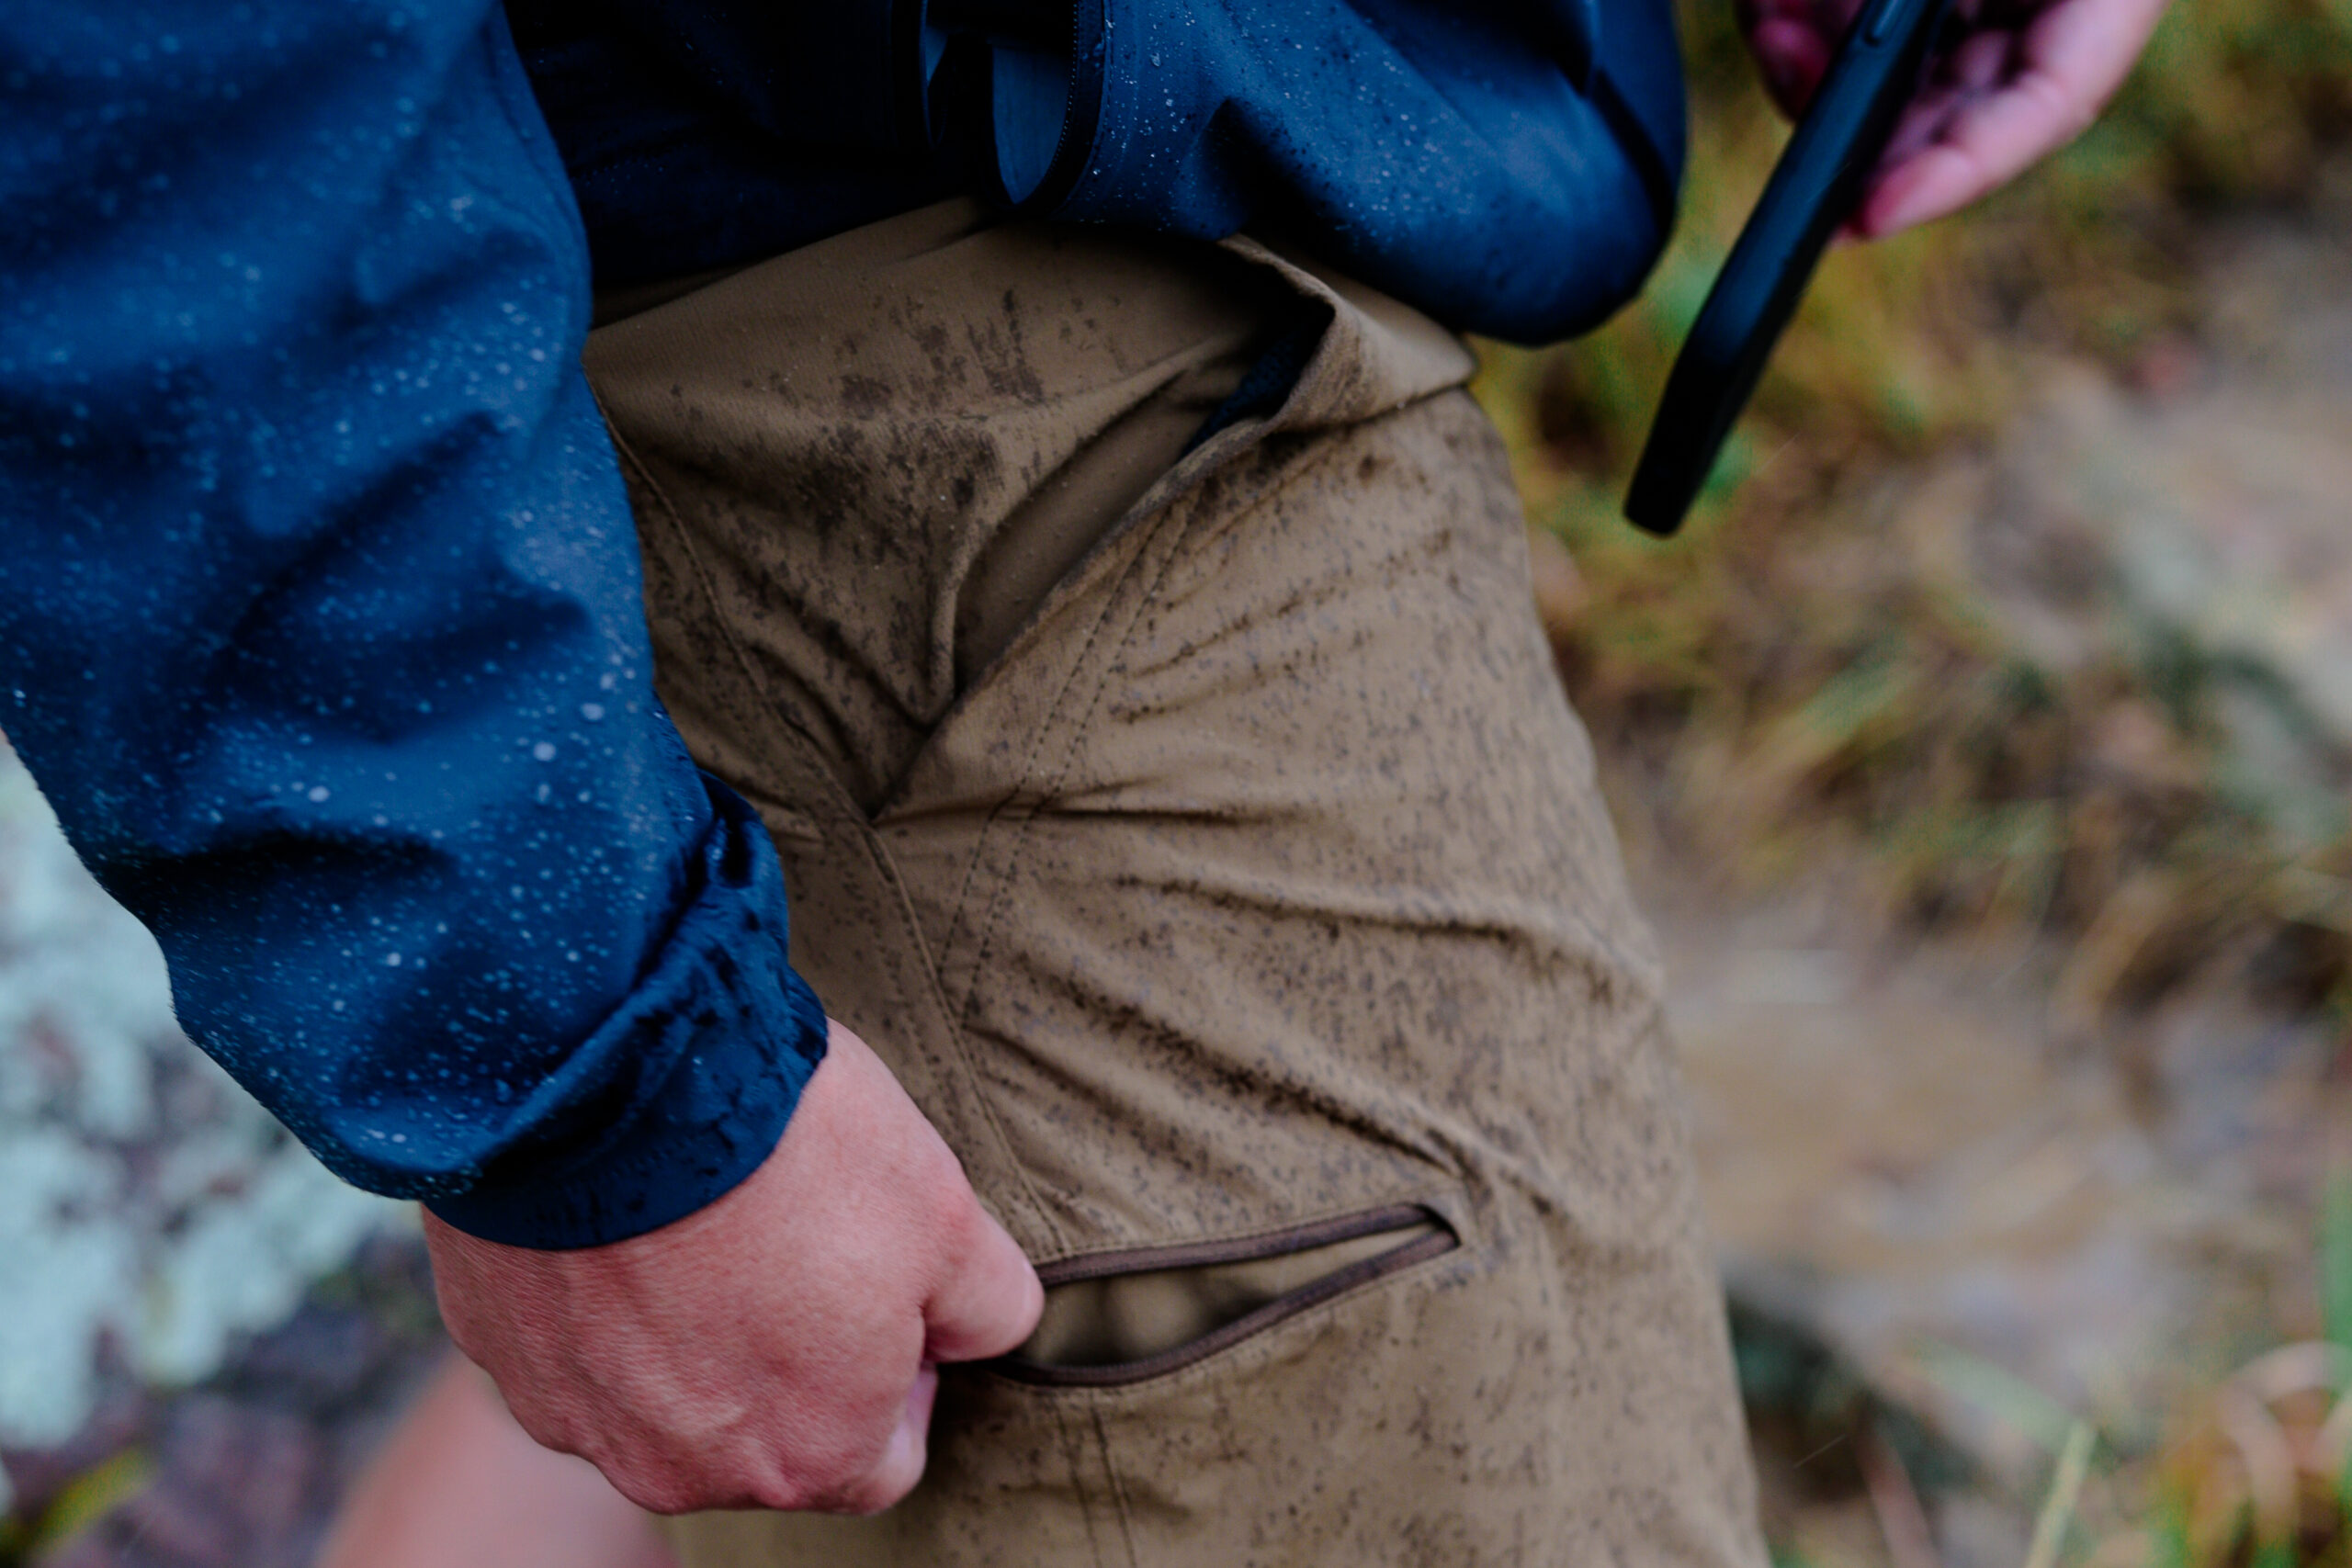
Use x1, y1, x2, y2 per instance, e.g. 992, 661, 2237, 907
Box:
0, 745, 403, 1510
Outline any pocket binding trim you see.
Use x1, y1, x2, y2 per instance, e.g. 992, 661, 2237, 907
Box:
991, 1202, 1459, 1389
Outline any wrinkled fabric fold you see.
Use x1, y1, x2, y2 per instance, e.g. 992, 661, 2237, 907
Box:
599, 204, 1764, 1568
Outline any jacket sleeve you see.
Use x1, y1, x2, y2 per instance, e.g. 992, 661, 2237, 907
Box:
531, 0, 1684, 342
0, 0, 827, 1249
940, 0, 1691, 344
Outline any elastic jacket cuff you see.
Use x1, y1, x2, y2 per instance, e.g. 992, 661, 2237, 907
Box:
424, 785, 830, 1249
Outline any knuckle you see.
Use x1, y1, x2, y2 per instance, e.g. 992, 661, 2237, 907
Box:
610, 1470, 703, 1517
751, 1475, 824, 1512
936, 1186, 989, 1258
831, 1477, 914, 1517
503, 1402, 583, 1458
773, 1467, 910, 1517
751, 1466, 847, 1514
753, 1427, 904, 1513
595, 1443, 763, 1516
616, 1446, 821, 1517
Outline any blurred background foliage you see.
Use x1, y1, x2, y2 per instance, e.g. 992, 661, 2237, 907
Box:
1477, 0, 2352, 1034
1472, 0, 2352, 1562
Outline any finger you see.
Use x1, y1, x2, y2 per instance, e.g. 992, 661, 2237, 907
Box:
1742, 0, 1864, 114
814, 1363, 938, 1517
1858, 62, 2077, 233
879, 1364, 939, 1497
1948, 25, 2021, 91
1838, 39, 1995, 235
1859, 0, 2169, 233
922, 1200, 1045, 1363
1878, 73, 1977, 170
1751, 16, 1837, 114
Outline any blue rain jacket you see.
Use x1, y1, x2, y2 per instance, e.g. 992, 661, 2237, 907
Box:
518, 0, 1686, 343
0, 0, 826, 1249
2, 0, 1684, 1250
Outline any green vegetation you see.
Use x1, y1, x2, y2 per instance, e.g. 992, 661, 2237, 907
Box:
0, 1449, 152, 1567
1476, 0, 2352, 1031
1476, 3, 2352, 1562
1734, 1208, 2351, 1568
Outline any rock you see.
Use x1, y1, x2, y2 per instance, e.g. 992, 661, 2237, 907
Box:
0, 1390, 149, 1529
231, 1307, 394, 1410
25, 1239, 446, 1568
0, 741, 404, 1463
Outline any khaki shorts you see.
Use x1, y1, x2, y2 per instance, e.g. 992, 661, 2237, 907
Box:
585, 202, 1765, 1568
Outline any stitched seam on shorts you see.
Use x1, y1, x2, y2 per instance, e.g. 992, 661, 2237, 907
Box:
903, 407, 1304, 1036
905, 278, 1360, 1023
880, 388, 1312, 794
933, 475, 1221, 1053
934, 412, 1438, 1260
946, 414, 1394, 1079
925, 420, 1316, 1034
1090, 1399, 1144, 1568
1030, 1200, 1442, 1286
927, 508, 1172, 1032
867, 234, 1360, 787
597, 405, 1068, 1252
911, 306, 1350, 1019
1024, 411, 1380, 807
1049, 1397, 1119, 1568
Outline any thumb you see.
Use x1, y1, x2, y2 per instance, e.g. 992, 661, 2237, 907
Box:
922, 1200, 1044, 1363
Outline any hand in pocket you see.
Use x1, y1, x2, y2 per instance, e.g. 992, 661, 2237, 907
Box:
425, 1020, 1044, 1516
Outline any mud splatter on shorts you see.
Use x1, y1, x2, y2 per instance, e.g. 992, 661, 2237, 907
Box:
583, 200, 1767, 1568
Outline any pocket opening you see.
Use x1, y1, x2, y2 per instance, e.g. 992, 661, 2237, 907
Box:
993, 1202, 1459, 1389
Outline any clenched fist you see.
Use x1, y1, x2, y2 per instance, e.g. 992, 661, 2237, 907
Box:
424, 1020, 1043, 1517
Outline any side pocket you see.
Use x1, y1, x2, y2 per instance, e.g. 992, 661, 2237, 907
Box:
994, 1203, 1459, 1389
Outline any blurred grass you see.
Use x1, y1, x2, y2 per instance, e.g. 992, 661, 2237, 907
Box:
1475, 0, 2352, 1033
2327, 1176, 2352, 1354
1745, 1199, 2352, 1568
1475, 2, 2352, 1562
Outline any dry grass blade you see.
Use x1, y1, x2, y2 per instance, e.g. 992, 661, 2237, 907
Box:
2024, 1421, 2097, 1568
2218, 1381, 2303, 1548
1860, 1424, 1945, 1568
